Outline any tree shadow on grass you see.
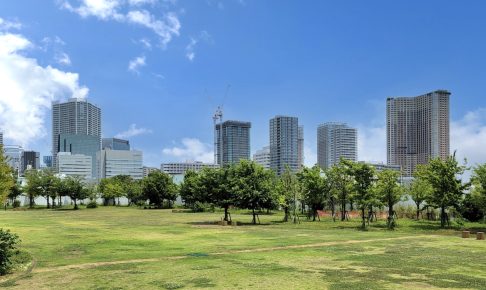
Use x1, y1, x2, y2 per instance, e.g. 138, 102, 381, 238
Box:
407, 220, 486, 233
186, 221, 273, 226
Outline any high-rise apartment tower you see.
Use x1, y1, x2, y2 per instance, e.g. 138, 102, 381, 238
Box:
386, 90, 450, 177
298, 126, 304, 168
317, 122, 357, 169
215, 120, 251, 166
270, 116, 299, 175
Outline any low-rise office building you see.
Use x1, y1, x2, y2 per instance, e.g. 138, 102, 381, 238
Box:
97, 150, 143, 180
161, 161, 219, 175
57, 152, 92, 180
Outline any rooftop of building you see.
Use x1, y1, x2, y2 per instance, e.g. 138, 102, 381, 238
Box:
387, 89, 451, 100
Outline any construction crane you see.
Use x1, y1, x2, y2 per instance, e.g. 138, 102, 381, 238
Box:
213, 85, 231, 165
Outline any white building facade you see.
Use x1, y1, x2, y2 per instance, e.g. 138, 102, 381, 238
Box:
97, 150, 143, 180
161, 161, 219, 175
57, 152, 92, 180
253, 146, 271, 169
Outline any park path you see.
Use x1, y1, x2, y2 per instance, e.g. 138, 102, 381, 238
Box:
33, 235, 434, 273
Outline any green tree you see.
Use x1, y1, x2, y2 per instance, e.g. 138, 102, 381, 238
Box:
231, 160, 274, 224
7, 178, 22, 206
64, 176, 88, 210
471, 163, 486, 216
298, 165, 326, 221
180, 170, 203, 210
408, 167, 433, 220
104, 181, 124, 206
0, 145, 15, 208
375, 170, 403, 229
277, 166, 300, 222
126, 180, 143, 206
37, 169, 57, 208
420, 154, 469, 228
200, 167, 235, 221
347, 161, 376, 229
141, 171, 177, 208
24, 169, 42, 208
112, 175, 133, 205
327, 161, 353, 221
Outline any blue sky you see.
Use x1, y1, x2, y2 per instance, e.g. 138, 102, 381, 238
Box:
1, 0, 486, 167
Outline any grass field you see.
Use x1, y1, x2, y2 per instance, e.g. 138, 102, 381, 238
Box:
1, 207, 486, 289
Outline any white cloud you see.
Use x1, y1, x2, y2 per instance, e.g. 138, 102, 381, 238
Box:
128, 0, 157, 6
357, 125, 387, 163
152, 73, 165, 79
115, 124, 152, 139
55, 52, 72, 66
61, 0, 124, 20
139, 38, 152, 49
451, 108, 486, 167
162, 138, 214, 163
185, 31, 211, 61
128, 55, 146, 73
126, 10, 180, 47
61, 1, 181, 47
0, 32, 89, 147
0, 17, 22, 31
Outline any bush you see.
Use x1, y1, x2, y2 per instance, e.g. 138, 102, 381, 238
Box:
460, 194, 484, 222
395, 205, 416, 219
12, 200, 21, 208
189, 202, 212, 212
0, 229, 20, 275
86, 200, 98, 209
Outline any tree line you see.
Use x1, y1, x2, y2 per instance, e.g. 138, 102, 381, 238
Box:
1, 143, 486, 228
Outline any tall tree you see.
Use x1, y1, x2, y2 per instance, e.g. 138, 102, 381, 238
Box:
141, 171, 177, 208
104, 181, 124, 206
0, 145, 14, 208
231, 160, 274, 224
408, 166, 433, 220
24, 169, 42, 208
420, 154, 469, 228
126, 180, 143, 206
180, 170, 202, 210
200, 167, 235, 221
7, 180, 22, 206
327, 161, 353, 221
38, 169, 57, 208
65, 176, 88, 210
277, 166, 300, 222
298, 165, 326, 221
347, 161, 376, 229
470, 163, 486, 216
375, 170, 403, 229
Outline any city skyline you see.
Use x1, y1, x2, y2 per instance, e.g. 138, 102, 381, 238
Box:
1, 1, 486, 169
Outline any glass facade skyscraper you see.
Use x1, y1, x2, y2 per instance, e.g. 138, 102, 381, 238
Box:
58, 133, 100, 178
270, 116, 299, 175
102, 138, 130, 151
52, 98, 101, 172
215, 120, 251, 166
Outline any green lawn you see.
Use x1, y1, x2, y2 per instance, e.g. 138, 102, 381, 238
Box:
1, 207, 486, 289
